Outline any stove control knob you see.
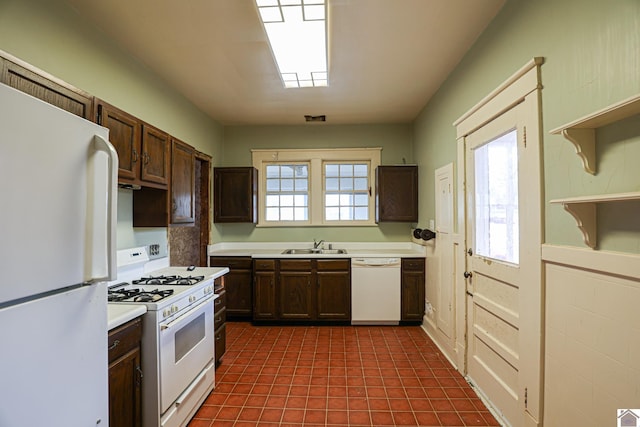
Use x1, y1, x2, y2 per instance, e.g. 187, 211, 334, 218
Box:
189, 295, 196, 303
163, 309, 171, 318
172, 305, 178, 313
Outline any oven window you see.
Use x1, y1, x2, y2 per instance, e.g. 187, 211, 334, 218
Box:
174, 312, 206, 362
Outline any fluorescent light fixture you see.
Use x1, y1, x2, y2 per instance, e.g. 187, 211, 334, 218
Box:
256, 0, 328, 88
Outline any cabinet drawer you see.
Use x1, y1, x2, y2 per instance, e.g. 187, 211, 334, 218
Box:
280, 259, 312, 271
402, 258, 425, 272
254, 259, 276, 271
210, 256, 252, 270
214, 307, 226, 328
317, 259, 350, 271
108, 317, 142, 363
214, 292, 226, 313
215, 323, 226, 364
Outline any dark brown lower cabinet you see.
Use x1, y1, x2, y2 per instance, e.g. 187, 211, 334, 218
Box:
401, 258, 426, 322
253, 258, 351, 322
108, 317, 142, 427
214, 287, 227, 367
253, 260, 278, 320
316, 259, 351, 320
209, 257, 253, 319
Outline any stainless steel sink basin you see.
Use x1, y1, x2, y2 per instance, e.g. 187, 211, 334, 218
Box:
281, 248, 347, 255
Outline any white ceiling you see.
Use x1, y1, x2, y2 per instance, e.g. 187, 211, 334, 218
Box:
65, 0, 505, 125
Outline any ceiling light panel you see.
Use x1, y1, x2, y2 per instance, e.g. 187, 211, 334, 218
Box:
256, 0, 328, 88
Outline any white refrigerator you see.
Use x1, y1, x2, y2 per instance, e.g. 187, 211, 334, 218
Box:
0, 83, 118, 426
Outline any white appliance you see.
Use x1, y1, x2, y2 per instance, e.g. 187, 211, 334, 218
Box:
108, 247, 228, 427
0, 84, 117, 426
351, 257, 402, 325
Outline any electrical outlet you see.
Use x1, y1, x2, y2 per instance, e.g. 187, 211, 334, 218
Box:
149, 244, 160, 256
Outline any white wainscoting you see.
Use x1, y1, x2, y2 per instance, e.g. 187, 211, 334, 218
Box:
542, 244, 640, 426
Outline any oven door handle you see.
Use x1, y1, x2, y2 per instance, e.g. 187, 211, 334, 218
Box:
160, 297, 212, 331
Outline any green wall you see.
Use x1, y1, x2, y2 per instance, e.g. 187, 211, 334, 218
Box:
218, 123, 415, 242
414, 0, 640, 253
0, 0, 225, 247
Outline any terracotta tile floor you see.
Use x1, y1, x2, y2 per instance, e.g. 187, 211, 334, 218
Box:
189, 322, 500, 427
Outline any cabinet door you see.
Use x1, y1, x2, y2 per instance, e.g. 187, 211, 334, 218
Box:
109, 348, 142, 427
316, 270, 351, 320
401, 258, 425, 321
141, 124, 169, 187
213, 167, 258, 223
253, 270, 277, 320
376, 165, 418, 222
171, 138, 195, 224
279, 270, 313, 320
96, 100, 141, 182
0, 56, 93, 119
225, 269, 253, 318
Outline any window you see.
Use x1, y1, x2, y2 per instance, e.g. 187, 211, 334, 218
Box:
252, 148, 381, 226
265, 163, 309, 221
324, 163, 369, 221
473, 129, 519, 264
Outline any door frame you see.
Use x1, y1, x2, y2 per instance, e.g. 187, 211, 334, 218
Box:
453, 57, 545, 427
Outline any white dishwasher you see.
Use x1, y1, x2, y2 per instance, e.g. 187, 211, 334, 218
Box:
351, 257, 401, 325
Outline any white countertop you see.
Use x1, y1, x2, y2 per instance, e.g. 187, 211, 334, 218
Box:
207, 242, 427, 259
108, 304, 147, 330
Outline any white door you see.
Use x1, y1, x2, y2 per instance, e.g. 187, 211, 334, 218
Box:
463, 97, 542, 427
435, 163, 454, 338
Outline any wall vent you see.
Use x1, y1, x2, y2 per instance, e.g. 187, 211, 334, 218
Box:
304, 114, 326, 122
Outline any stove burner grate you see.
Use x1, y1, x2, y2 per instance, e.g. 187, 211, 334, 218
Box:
107, 285, 175, 302
132, 275, 205, 286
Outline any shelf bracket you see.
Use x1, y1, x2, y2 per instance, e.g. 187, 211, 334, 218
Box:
561, 202, 596, 249
561, 128, 596, 175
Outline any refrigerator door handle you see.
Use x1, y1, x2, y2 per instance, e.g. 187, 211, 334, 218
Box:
88, 135, 119, 282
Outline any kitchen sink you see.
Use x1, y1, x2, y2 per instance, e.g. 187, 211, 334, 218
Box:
282, 248, 347, 255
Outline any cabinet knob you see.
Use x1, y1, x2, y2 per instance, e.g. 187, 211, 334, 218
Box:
463, 271, 473, 279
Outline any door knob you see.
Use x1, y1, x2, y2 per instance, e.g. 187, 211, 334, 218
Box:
463, 271, 473, 279
467, 248, 473, 256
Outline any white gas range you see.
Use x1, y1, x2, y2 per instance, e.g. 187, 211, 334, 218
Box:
108, 247, 228, 427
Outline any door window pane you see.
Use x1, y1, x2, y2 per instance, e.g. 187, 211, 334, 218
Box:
474, 129, 519, 264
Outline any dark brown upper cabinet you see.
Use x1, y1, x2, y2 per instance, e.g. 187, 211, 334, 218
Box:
0, 53, 93, 120
170, 138, 196, 224
214, 167, 258, 223
376, 165, 418, 222
96, 100, 169, 190
96, 100, 141, 182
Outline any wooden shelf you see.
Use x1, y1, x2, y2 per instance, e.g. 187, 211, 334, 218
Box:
550, 93, 640, 174
550, 192, 640, 249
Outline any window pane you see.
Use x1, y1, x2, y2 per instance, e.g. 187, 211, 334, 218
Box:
281, 166, 294, 178
340, 207, 352, 220
266, 165, 280, 178
354, 207, 368, 220
354, 178, 368, 191
339, 177, 353, 191
295, 179, 308, 191
326, 207, 339, 220
294, 194, 307, 206
339, 164, 352, 175
266, 195, 279, 206
281, 179, 294, 191
325, 164, 339, 177
281, 195, 294, 206
294, 207, 307, 220
266, 178, 280, 192
474, 129, 519, 264
325, 193, 339, 206
326, 178, 339, 191
266, 207, 279, 220
354, 164, 368, 176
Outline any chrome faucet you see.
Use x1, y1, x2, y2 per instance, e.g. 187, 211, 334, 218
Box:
313, 239, 325, 249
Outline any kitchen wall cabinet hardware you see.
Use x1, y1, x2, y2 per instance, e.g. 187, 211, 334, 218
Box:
376, 165, 418, 222
108, 316, 142, 427
214, 167, 258, 223
550, 192, 640, 249
252, 258, 351, 323
253, 259, 278, 320
550, 93, 640, 175
0, 51, 93, 119
401, 258, 425, 322
213, 280, 227, 367
171, 138, 196, 224
209, 257, 253, 319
